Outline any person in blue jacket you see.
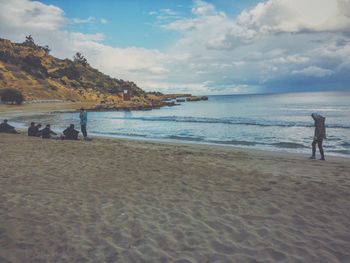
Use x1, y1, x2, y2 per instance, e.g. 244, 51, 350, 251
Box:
79, 108, 88, 139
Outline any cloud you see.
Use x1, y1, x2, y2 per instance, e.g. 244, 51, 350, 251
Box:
70, 32, 105, 42
292, 66, 334, 77
71, 16, 108, 25
153, 8, 183, 23
71, 16, 95, 24
192, 0, 216, 16
237, 0, 350, 34
0, 0, 67, 33
100, 18, 108, 24
158, 0, 350, 92
1, 0, 350, 94
159, 9, 177, 16
202, 0, 350, 50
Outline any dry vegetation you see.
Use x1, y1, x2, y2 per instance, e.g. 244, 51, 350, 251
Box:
0, 38, 147, 105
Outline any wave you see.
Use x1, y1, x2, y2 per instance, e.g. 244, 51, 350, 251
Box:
329, 150, 350, 155
108, 116, 350, 129
208, 139, 256, 146
340, 142, 350, 147
167, 135, 205, 142
84, 130, 349, 155
161, 136, 305, 148
272, 142, 308, 149
91, 131, 148, 138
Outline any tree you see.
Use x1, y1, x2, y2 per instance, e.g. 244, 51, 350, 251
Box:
0, 88, 24, 104
23, 35, 36, 47
42, 45, 51, 54
73, 52, 88, 65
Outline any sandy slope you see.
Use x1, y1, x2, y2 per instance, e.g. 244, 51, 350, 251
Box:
0, 133, 350, 263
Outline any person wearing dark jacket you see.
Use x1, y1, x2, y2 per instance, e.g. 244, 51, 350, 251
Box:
35, 124, 42, 137
28, 122, 37, 136
310, 113, 326, 160
41, 124, 57, 139
61, 124, 79, 140
0, 120, 19, 134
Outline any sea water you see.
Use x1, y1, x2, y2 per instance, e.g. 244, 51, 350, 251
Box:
11, 91, 350, 157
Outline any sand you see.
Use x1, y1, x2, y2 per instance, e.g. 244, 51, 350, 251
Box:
0, 102, 96, 115
0, 133, 350, 263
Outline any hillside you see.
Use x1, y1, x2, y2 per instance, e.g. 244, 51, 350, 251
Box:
0, 37, 148, 104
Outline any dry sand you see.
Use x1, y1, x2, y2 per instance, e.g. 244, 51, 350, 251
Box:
0, 133, 350, 263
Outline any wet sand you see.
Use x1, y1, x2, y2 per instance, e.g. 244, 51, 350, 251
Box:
0, 133, 350, 262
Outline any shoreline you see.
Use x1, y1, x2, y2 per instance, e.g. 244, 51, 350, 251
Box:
86, 132, 350, 160
1, 102, 349, 159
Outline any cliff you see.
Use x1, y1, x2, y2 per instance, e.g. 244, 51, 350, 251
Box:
0, 38, 146, 104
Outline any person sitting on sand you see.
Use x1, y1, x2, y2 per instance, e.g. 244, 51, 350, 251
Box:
310, 113, 326, 161
41, 124, 57, 139
28, 122, 38, 136
35, 124, 42, 137
61, 124, 79, 140
0, 119, 19, 134
28, 122, 42, 137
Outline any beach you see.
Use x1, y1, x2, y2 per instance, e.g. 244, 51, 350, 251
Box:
1, 132, 350, 262
5, 92, 350, 158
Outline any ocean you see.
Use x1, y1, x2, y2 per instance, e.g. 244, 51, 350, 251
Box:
11, 91, 350, 157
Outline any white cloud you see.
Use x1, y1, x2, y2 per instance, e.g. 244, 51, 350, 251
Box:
71, 16, 95, 24
158, 0, 350, 91
236, 0, 350, 34
0, 0, 67, 33
0, 0, 350, 94
70, 32, 105, 42
160, 9, 177, 16
192, 0, 216, 16
153, 8, 182, 23
292, 66, 334, 77
100, 18, 108, 24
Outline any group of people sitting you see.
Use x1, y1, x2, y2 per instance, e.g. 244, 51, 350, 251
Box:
0, 119, 19, 134
28, 121, 80, 140
0, 119, 80, 140
1, 109, 88, 141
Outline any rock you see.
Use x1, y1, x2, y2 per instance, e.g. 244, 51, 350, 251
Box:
186, 96, 209, 102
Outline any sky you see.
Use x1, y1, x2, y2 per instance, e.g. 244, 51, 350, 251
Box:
0, 0, 350, 95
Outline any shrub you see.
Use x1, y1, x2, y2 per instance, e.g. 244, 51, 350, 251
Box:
23, 35, 36, 47
73, 52, 88, 66
0, 88, 24, 104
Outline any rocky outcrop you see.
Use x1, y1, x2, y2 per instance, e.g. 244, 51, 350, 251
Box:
0, 37, 208, 111
186, 96, 208, 101
0, 38, 145, 103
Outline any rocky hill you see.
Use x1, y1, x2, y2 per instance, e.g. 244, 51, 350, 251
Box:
0, 37, 148, 104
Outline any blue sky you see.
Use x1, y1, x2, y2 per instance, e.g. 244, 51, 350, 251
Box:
40, 0, 183, 49
1, 0, 350, 95
40, 0, 261, 49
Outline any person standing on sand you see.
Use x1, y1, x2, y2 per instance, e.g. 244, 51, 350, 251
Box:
310, 113, 326, 161
79, 108, 88, 139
